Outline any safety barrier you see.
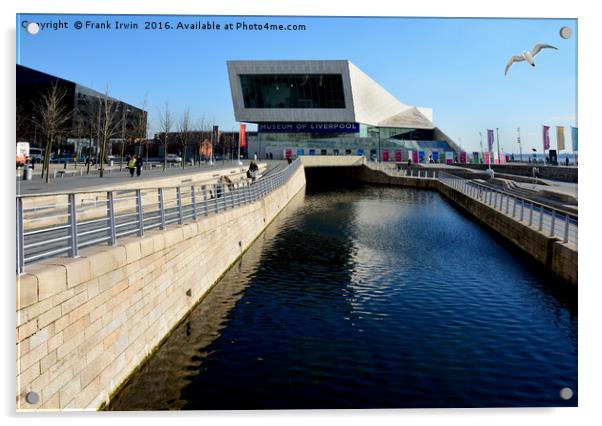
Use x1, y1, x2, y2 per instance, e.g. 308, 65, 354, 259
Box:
16, 159, 301, 274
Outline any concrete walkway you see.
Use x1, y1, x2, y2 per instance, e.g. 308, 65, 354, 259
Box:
17, 160, 287, 196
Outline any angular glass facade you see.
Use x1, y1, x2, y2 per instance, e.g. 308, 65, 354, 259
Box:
240, 74, 346, 109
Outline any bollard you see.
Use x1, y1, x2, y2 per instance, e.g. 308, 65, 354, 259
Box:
23, 165, 33, 181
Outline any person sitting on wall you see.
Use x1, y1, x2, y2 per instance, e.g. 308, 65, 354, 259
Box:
223, 175, 235, 192
248, 160, 259, 182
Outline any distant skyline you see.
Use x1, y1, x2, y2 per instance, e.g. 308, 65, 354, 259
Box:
17, 14, 577, 153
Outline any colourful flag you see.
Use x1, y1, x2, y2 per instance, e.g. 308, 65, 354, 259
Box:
543, 125, 550, 151
239, 124, 247, 148
487, 129, 494, 151
571, 127, 578, 151
556, 126, 565, 150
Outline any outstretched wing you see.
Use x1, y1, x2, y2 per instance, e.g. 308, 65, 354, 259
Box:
531, 43, 558, 57
505, 55, 525, 75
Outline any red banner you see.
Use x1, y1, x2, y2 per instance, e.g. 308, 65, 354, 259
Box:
395, 150, 402, 162
239, 124, 247, 148
382, 150, 389, 162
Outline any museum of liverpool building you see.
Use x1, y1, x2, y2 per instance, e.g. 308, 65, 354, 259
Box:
227, 60, 461, 162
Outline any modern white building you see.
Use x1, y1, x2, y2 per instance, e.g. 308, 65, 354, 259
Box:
227, 60, 461, 162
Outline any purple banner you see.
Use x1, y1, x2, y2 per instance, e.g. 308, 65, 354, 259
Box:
487, 129, 494, 151
543, 125, 550, 151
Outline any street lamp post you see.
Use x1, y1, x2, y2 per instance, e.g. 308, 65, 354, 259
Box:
32, 116, 37, 147
96, 97, 101, 167
377, 128, 381, 163
496, 127, 501, 165
479, 131, 484, 164
517, 127, 522, 163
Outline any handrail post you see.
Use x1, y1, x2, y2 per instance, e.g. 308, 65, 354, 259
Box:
550, 209, 556, 237
136, 189, 144, 236
107, 191, 116, 245
16, 197, 24, 274
203, 188, 209, 216
564, 214, 570, 243
529, 203, 534, 226
538, 206, 544, 231
158, 188, 166, 230
68, 193, 79, 257
520, 200, 525, 222
191, 186, 197, 220
511, 197, 516, 218
176, 187, 183, 224
214, 184, 219, 213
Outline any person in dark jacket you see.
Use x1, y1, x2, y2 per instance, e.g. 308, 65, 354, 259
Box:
135, 155, 143, 176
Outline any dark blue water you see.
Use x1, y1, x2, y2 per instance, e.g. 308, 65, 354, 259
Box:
109, 185, 577, 410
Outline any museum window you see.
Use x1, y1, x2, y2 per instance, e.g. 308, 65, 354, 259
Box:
240, 74, 346, 109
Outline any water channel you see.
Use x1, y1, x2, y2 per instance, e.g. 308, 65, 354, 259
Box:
109, 183, 577, 409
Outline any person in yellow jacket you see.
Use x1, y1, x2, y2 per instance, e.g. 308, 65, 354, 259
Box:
127, 155, 137, 177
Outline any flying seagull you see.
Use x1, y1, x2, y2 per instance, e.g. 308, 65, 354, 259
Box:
504, 43, 558, 75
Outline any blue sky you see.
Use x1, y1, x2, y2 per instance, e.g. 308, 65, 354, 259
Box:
16, 14, 577, 153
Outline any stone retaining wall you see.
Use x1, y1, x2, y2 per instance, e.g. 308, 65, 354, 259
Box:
16, 164, 306, 410
436, 181, 577, 286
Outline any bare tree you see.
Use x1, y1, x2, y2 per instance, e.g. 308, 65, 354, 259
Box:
158, 101, 172, 171
196, 114, 207, 167
72, 107, 89, 169
33, 81, 71, 182
177, 107, 193, 169
16, 103, 29, 142
97, 88, 122, 178
134, 95, 149, 168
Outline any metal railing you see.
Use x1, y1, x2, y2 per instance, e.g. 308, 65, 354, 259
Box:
438, 172, 577, 246
16, 159, 301, 274
365, 162, 439, 179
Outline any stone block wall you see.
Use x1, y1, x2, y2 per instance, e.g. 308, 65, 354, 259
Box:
16, 165, 306, 410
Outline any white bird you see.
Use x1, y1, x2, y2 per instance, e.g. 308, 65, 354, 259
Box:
504, 43, 558, 75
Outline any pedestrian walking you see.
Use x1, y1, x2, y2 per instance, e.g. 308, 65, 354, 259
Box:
136, 155, 143, 176
127, 155, 136, 177
253, 152, 258, 161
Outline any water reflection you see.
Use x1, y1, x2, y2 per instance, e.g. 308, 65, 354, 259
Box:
109, 185, 577, 410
